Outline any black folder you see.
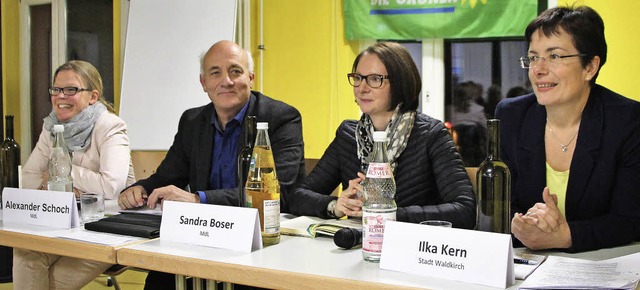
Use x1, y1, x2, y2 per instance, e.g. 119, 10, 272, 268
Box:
84, 213, 162, 238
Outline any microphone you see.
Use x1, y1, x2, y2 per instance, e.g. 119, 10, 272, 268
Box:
333, 227, 363, 249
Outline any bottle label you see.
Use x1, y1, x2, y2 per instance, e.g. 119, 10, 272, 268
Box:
263, 199, 280, 234
362, 211, 396, 254
366, 162, 392, 179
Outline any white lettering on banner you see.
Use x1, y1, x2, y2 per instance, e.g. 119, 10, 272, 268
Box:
161, 201, 261, 252
380, 221, 515, 289
371, 0, 390, 6
372, 0, 458, 6
2, 188, 79, 229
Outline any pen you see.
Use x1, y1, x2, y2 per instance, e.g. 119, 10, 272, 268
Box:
514, 258, 538, 265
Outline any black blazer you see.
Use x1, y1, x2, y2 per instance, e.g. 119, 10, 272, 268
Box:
496, 85, 640, 252
134, 91, 305, 212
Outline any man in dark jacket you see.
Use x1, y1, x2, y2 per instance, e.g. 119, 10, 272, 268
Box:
117, 40, 305, 289
118, 40, 304, 211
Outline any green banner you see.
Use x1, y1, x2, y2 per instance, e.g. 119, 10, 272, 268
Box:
344, 0, 538, 40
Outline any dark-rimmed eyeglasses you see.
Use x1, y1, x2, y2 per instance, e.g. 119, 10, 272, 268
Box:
519, 53, 587, 69
49, 87, 92, 96
347, 73, 389, 88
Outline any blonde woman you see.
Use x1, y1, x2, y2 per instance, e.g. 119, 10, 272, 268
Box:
16, 60, 135, 289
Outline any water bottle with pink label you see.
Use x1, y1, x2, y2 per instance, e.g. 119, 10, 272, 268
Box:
362, 131, 396, 263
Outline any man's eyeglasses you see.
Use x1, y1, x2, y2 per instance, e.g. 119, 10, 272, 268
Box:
49, 87, 92, 96
347, 73, 389, 88
519, 53, 586, 68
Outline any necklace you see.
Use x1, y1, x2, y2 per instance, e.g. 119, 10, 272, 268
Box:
546, 120, 579, 153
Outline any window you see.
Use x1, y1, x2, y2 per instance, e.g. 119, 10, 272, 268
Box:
67, 0, 114, 104
445, 38, 531, 166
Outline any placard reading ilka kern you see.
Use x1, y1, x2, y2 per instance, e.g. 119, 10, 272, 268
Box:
380, 221, 514, 288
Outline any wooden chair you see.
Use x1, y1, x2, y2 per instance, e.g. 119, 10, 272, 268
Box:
104, 264, 128, 290
131, 151, 167, 180
305, 158, 340, 196
466, 167, 478, 194
102, 151, 167, 288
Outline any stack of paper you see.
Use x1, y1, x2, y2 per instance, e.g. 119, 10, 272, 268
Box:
519, 254, 640, 289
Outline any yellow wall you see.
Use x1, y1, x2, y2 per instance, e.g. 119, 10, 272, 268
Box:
559, 0, 640, 101
258, 0, 361, 159
1, 0, 21, 144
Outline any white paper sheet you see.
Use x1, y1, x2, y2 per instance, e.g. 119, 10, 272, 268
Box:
519, 255, 640, 289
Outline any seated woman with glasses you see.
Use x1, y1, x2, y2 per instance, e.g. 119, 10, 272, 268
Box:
16, 60, 135, 289
288, 42, 476, 228
497, 5, 640, 252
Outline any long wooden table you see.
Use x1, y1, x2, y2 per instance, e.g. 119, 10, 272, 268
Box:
0, 202, 143, 264
0, 223, 120, 264
115, 234, 640, 290
2, 208, 639, 290
117, 235, 479, 290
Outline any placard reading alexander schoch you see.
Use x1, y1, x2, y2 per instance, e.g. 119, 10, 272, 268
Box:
2, 187, 80, 229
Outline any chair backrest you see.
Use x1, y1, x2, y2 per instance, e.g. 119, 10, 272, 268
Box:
465, 167, 478, 194
305, 158, 340, 196
305, 158, 320, 176
131, 151, 167, 181
454, 123, 487, 167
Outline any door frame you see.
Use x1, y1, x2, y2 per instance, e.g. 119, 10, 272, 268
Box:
19, 0, 66, 159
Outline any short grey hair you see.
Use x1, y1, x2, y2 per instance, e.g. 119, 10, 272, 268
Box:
200, 47, 254, 75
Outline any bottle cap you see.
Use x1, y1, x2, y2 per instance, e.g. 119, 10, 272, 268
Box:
257, 122, 268, 130
53, 124, 65, 133
372, 131, 387, 142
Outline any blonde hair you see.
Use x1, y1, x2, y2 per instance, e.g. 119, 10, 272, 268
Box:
53, 60, 116, 113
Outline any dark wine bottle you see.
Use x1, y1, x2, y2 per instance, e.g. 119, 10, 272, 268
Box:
0, 115, 19, 283
237, 115, 257, 207
1, 115, 21, 195
476, 119, 511, 234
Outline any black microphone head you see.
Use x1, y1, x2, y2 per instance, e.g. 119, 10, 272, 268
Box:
334, 227, 362, 249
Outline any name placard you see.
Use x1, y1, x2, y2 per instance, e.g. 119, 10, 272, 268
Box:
2, 187, 80, 229
160, 201, 262, 252
380, 221, 514, 288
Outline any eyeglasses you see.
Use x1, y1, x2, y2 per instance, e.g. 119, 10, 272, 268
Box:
49, 87, 92, 96
520, 53, 587, 68
347, 73, 389, 88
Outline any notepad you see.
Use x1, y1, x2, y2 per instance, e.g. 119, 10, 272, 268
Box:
280, 215, 361, 238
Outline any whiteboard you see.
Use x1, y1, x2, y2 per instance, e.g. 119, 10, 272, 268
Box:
119, 0, 236, 150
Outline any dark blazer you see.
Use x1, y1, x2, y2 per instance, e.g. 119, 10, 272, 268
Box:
134, 91, 305, 212
495, 85, 640, 252
288, 113, 476, 229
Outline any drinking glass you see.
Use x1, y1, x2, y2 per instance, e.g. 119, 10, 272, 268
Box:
80, 193, 104, 223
